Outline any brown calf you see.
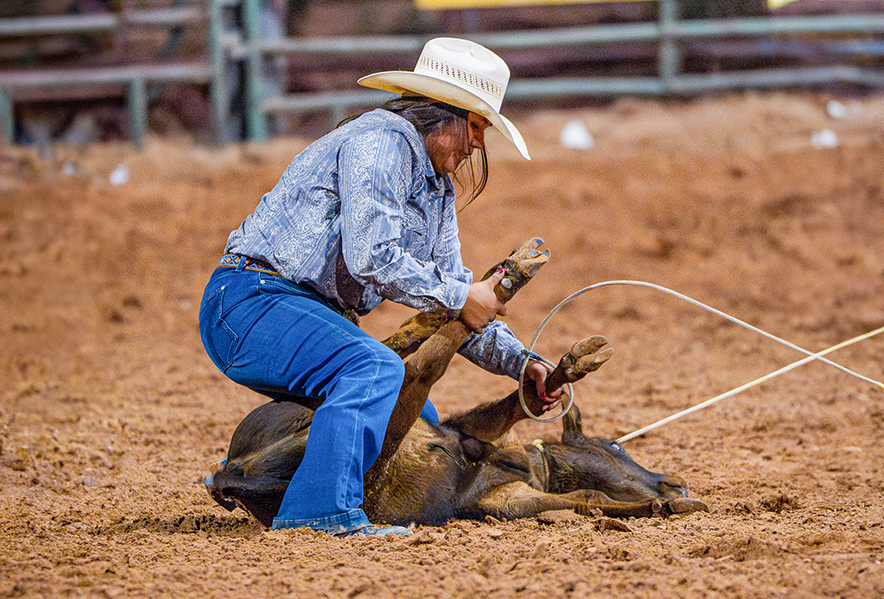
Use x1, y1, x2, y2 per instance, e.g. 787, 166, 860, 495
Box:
205, 239, 707, 526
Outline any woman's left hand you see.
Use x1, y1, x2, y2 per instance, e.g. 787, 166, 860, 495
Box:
524, 361, 566, 412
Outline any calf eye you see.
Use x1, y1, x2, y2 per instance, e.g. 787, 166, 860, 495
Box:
609, 442, 625, 453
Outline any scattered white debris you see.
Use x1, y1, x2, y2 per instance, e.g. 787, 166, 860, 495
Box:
560, 120, 594, 151
109, 164, 129, 186
810, 129, 838, 149
826, 100, 849, 119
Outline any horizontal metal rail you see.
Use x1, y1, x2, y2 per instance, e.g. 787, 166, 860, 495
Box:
0, 62, 211, 148
509, 65, 884, 97
230, 14, 884, 60
0, 63, 212, 88
263, 64, 884, 125
229, 34, 425, 60
0, 14, 117, 36
263, 89, 395, 115
0, 7, 205, 37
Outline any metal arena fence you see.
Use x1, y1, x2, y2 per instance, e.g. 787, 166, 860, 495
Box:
1, 0, 883, 147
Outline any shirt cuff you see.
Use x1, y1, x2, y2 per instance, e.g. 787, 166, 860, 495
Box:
445, 277, 471, 312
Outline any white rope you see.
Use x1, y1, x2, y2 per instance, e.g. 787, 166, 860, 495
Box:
517, 349, 574, 423
616, 324, 884, 443
520, 280, 883, 427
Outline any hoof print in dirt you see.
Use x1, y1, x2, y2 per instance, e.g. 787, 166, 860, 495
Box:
594, 518, 633, 533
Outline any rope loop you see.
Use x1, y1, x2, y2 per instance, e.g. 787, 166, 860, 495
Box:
517, 349, 574, 423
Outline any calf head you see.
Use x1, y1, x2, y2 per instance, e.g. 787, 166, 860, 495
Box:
541, 404, 688, 502
207, 401, 312, 527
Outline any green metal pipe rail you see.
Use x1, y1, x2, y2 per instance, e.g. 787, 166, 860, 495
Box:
1, 0, 883, 147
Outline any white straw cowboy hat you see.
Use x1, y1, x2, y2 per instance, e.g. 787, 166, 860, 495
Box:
358, 37, 530, 160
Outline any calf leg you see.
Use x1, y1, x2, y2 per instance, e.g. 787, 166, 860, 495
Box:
364, 239, 549, 496
472, 482, 707, 521
443, 336, 613, 443
381, 238, 550, 360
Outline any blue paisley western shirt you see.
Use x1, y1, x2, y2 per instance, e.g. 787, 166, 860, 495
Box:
226, 109, 526, 379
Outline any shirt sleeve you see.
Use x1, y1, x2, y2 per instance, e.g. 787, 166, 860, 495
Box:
457, 321, 527, 380
338, 127, 470, 313
338, 123, 526, 378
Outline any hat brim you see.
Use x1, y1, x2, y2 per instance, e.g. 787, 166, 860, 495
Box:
358, 71, 530, 160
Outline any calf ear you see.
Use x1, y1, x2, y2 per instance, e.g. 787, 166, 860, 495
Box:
561, 404, 586, 445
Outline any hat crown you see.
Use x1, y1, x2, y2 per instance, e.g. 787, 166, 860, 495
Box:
413, 38, 509, 112
357, 37, 530, 159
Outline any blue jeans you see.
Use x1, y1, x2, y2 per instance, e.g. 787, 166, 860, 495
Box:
199, 265, 437, 533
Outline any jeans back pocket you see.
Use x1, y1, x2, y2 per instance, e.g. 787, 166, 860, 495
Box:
198, 285, 239, 372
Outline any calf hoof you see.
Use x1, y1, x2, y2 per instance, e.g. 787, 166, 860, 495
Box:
556, 337, 613, 384
482, 238, 550, 303
570, 336, 614, 374
505, 237, 550, 280
666, 497, 709, 515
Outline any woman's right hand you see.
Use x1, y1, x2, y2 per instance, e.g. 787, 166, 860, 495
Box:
459, 269, 507, 334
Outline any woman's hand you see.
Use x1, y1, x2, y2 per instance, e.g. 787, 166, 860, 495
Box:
524, 361, 566, 412
460, 269, 507, 334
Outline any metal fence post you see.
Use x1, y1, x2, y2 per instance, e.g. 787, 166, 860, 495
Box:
128, 78, 147, 149
242, 0, 266, 143
0, 89, 12, 146
659, 0, 682, 92
208, 0, 230, 145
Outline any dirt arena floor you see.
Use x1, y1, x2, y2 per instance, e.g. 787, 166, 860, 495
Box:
1, 91, 883, 598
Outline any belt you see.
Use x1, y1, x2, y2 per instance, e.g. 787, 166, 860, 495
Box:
215, 253, 361, 327
217, 253, 281, 276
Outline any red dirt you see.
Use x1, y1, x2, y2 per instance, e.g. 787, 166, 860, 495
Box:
1, 91, 883, 598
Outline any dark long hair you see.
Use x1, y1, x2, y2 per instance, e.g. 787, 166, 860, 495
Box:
339, 95, 489, 206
